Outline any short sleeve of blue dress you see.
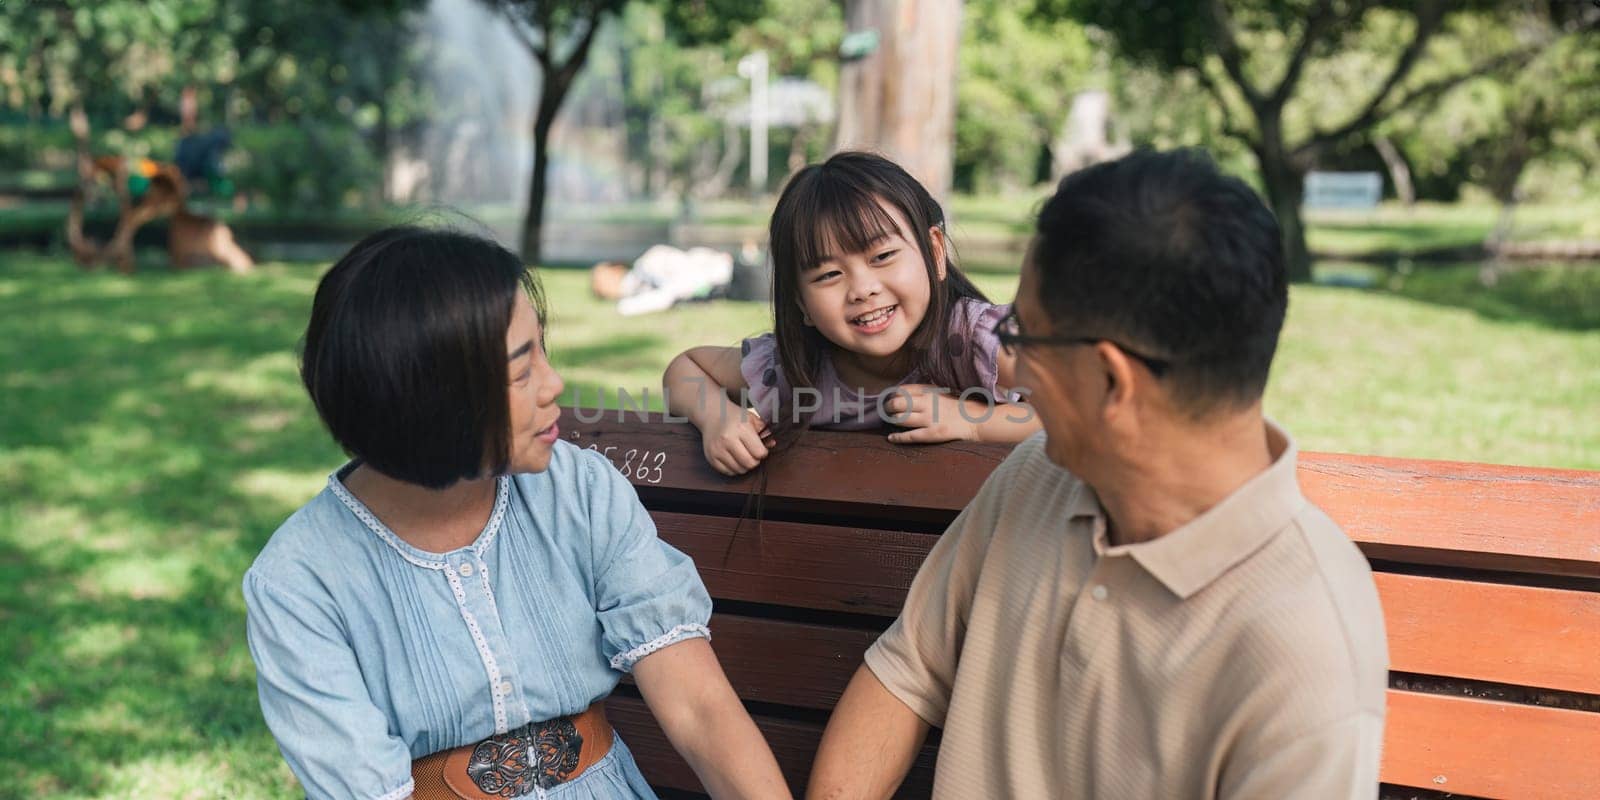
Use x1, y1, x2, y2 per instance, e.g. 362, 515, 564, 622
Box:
577, 447, 713, 671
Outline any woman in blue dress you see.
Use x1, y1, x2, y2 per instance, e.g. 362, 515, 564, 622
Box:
243, 227, 790, 799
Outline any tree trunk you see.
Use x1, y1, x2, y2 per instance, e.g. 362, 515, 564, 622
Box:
1269, 176, 1313, 284
523, 106, 553, 266
515, 7, 603, 266
1485, 153, 1529, 252
834, 0, 963, 202
1372, 136, 1414, 207
1256, 137, 1313, 283
788, 124, 813, 174
376, 94, 393, 204
695, 122, 743, 200
617, 41, 650, 197
375, 25, 400, 205
648, 112, 668, 199
522, 74, 571, 266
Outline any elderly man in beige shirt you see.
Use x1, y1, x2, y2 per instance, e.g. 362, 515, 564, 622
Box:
807, 150, 1389, 799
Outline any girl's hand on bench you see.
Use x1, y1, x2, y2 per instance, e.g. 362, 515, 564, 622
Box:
884, 384, 981, 444
703, 406, 772, 476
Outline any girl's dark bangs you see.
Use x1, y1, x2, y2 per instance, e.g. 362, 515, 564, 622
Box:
790, 177, 902, 271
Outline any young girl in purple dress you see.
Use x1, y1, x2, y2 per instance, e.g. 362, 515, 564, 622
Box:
664, 152, 1040, 476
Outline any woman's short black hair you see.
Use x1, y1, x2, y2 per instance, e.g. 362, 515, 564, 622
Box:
1033, 149, 1288, 417
300, 225, 544, 489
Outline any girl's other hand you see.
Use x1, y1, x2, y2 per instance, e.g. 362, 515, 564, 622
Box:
704, 406, 772, 476
884, 384, 981, 444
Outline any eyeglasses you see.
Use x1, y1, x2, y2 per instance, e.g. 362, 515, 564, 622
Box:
993, 307, 1173, 377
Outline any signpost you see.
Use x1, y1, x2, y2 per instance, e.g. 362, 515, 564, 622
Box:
737, 51, 769, 193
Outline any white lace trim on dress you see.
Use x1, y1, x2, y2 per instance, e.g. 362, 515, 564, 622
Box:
609, 623, 712, 672
326, 473, 509, 569
374, 778, 415, 800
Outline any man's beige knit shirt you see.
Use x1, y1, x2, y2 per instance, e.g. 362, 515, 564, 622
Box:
864, 425, 1389, 798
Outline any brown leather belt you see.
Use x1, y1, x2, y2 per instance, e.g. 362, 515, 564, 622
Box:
411, 701, 613, 799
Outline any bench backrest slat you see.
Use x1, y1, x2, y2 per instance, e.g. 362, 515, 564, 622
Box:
1378, 572, 1600, 694
1299, 453, 1600, 577
698, 613, 875, 710
651, 510, 935, 617
1382, 690, 1600, 799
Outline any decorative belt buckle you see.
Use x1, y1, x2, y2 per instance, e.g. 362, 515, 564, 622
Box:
464, 716, 585, 796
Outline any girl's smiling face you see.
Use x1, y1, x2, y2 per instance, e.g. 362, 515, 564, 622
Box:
796, 198, 945, 374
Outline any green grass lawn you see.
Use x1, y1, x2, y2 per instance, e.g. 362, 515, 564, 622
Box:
2, 253, 1597, 798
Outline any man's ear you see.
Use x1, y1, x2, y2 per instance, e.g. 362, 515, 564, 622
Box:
930, 226, 948, 281
1094, 341, 1139, 420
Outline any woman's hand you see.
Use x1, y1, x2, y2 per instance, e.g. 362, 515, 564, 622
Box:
883, 384, 983, 444
703, 406, 772, 476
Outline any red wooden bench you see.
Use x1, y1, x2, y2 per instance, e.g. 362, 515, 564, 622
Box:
562, 409, 1600, 800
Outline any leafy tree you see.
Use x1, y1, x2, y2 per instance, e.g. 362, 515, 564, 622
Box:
1, 0, 425, 210
0, 0, 238, 121
1038, 0, 1598, 282
1392, 15, 1599, 242
234, 0, 425, 204
956, 0, 1097, 193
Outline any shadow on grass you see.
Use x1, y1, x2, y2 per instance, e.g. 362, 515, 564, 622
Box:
1320, 260, 1600, 332
0, 254, 687, 796
1, 254, 336, 796
0, 538, 281, 796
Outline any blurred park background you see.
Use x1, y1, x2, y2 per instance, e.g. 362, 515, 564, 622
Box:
1, 0, 1597, 797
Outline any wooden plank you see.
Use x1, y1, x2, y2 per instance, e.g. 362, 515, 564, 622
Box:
607, 695, 937, 799
567, 410, 1600, 577
708, 614, 873, 709
1301, 452, 1600, 578
1378, 573, 1600, 695
1382, 689, 1600, 799
559, 408, 1010, 526
653, 511, 934, 616
700, 582, 1600, 714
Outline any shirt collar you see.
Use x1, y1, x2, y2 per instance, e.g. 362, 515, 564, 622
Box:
1108, 420, 1308, 600
327, 462, 511, 569
1065, 478, 1103, 521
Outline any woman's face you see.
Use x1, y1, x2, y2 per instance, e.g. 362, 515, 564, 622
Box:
504, 290, 565, 474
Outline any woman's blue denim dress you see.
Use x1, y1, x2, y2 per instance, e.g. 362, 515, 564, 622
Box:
243, 441, 711, 799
